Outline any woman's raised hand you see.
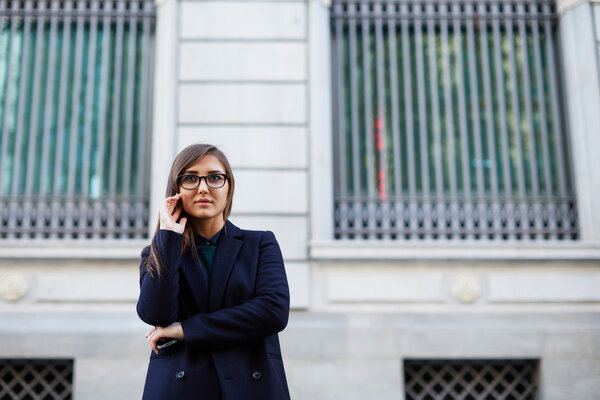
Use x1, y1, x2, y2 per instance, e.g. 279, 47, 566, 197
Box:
159, 193, 187, 233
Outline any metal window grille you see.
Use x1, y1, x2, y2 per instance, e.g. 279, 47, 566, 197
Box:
404, 359, 538, 400
0, 359, 73, 399
0, 0, 155, 240
331, 0, 578, 241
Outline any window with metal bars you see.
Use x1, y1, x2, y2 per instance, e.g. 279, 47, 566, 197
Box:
331, 0, 578, 241
404, 359, 538, 400
0, 358, 73, 399
0, 0, 155, 240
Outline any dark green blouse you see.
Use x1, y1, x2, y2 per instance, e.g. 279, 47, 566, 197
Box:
194, 230, 221, 285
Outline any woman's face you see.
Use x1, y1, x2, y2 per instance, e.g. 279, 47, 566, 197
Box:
178, 154, 229, 231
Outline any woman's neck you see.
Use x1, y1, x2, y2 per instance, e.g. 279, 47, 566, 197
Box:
191, 218, 225, 239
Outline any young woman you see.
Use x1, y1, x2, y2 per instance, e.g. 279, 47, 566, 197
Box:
136, 144, 291, 400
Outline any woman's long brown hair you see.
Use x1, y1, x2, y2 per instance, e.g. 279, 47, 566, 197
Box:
144, 144, 235, 278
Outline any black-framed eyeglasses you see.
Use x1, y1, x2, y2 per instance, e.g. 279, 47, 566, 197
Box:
177, 174, 229, 190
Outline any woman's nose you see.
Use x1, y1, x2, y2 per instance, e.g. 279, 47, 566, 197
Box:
197, 178, 210, 193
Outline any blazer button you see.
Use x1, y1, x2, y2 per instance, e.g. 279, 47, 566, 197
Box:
252, 371, 262, 380
176, 370, 186, 380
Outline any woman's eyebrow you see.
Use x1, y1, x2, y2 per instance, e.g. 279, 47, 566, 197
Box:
183, 169, 224, 174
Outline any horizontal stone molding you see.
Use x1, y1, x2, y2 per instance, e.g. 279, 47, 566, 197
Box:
0, 241, 147, 260
311, 241, 600, 261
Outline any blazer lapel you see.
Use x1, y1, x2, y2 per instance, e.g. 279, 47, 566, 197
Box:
208, 220, 242, 311
179, 250, 210, 314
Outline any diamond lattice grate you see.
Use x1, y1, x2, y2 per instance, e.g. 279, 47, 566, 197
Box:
0, 359, 73, 400
404, 359, 538, 400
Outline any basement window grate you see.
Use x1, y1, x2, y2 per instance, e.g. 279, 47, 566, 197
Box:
0, 359, 73, 400
404, 359, 538, 400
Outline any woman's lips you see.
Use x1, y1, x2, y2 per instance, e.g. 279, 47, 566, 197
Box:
194, 199, 212, 204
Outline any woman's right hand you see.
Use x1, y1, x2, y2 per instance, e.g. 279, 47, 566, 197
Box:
159, 193, 187, 233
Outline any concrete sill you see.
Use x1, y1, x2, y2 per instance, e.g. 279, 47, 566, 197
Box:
310, 240, 600, 261
0, 240, 148, 260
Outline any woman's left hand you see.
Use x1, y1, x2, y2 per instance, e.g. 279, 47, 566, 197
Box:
145, 322, 184, 354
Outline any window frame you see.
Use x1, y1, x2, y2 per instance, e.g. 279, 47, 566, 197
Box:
0, 0, 156, 242
307, 0, 600, 261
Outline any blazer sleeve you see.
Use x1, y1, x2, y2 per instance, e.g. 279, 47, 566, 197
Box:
136, 229, 184, 327
181, 230, 290, 350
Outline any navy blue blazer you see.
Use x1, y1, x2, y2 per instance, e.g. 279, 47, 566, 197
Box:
137, 221, 291, 400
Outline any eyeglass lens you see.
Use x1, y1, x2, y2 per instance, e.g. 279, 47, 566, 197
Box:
180, 174, 227, 189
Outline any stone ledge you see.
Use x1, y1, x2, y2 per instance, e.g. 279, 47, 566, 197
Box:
0, 241, 147, 260
311, 241, 600, 261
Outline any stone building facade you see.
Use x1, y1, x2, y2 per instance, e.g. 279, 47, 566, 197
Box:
1, 0, 600, 399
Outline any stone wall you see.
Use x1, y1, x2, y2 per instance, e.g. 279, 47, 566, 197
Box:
2, 1, 600, 399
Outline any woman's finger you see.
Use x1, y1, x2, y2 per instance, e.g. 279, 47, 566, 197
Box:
166, 193, 181, 201
145, 326, 156, 338
164, 197, 177, 212
148, 327, 161, 339
162, 194, 181, 210
179, 217, 188, 230
171, 206, 182, 220
147, 328, 162, 354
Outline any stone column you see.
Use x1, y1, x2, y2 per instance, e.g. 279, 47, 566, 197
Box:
558, 0, 600, 242
309, 0, 334, 244
149, 0, 178, 233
